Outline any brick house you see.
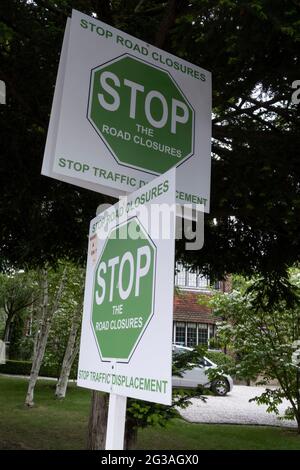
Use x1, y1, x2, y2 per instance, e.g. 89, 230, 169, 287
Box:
173, 263, 231, 347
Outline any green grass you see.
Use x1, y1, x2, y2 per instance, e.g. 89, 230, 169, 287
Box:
141, 420, 300, 450
0, 376, 90, 450
0, 376, 300, 450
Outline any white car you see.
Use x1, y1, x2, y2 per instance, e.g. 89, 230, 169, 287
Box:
172, 344, 234, 396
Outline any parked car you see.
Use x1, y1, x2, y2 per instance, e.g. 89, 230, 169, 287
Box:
172, 344, 234, 396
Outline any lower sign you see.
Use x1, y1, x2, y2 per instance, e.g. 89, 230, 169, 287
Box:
91, 218, 156, 363
77, 169, 176, 405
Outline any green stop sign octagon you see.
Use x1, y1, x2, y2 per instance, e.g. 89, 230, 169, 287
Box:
91, 218, 156, 362
87, 54, 194, 175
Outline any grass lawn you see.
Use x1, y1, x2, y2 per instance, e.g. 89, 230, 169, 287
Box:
0, 376, 300, 450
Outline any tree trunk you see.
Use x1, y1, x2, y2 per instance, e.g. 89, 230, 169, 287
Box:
295, 368, 300, 434
297, 415, 300, 435
124, 418, 138, 450
154, 0, 186, 49
25, 323, 50, 406
25, 268, 66, 407
86, 391, 108, 450
55, 306, 81, 399
25, 268, 49, 406
154, 0, 177, 48
3, 317, 12, 343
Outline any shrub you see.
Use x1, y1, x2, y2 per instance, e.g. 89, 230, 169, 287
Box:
0, 359, 76, 379
0, 359, 32, 376
206, 350, 235, 371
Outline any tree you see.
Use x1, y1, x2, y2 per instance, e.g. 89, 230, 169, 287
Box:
0, 272, 35, 344
0, 0, 299, 283
25, 265, 67, 406
34, 260, 86, 399
123, 345, 209, 449
207, 270, 300, 432
55, 299, 82, 399
1, 0, 300, 446
37, 261, 83, 376
125, 377, 205, 449
86, 392, 108, 450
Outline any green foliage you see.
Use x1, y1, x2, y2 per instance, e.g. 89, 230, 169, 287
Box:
0, 271, 36, 343
127, 400, 178, 428
42, 261, 84, 371
0, 261, 84, 377
209, 270, 300, 428
247, 273, 300, 311
0, 359, 32, 376
172, 344, 207, 377
7, 311, 27, 359
249, 388, 285, 416
126, 346, 207, 435
13, 335, 34, 361
205, 350, 235, 370
0, 0, 299, 285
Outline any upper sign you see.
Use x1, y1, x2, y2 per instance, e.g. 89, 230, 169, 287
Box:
42, 10, 211, 211
77, 169, 176, 405
87, 54, 194, 174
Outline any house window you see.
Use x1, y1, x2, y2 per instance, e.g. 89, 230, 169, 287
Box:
198, 324, 208, 345
187, 323, 197, 347
175, 322, 186, 345
209, 324, 215, 341
176, 266, 187, 287
174, 321, 212, 347
175, 263, 212, 289
187, 271, 197, 288
197, 275, 209, 289
213, 281, 221, 290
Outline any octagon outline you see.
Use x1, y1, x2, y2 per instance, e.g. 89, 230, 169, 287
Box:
90, 215, 157, 363
87, 53, 195, 176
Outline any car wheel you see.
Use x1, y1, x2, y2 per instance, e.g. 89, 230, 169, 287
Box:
211, 378, 230, 396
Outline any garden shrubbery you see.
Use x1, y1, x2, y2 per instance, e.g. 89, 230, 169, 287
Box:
206, 350, 235, 370
0, 359, 76, 379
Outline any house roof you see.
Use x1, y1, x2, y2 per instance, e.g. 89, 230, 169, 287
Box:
173, 290, 218, 324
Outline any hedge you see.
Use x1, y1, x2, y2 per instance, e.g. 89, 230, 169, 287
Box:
0, 360, 76, 379
206, 350, 235, 370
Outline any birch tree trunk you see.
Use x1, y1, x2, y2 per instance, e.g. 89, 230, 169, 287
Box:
25, 267, 66, 407
25, 268, 48, 407
55, 303, 82, 399
86, 391, 108, 450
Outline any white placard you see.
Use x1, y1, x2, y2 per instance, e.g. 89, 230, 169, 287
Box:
77, 168, 176, 405
42, 10, 211, 211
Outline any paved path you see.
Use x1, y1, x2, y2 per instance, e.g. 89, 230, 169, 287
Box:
179, 385, 297, 428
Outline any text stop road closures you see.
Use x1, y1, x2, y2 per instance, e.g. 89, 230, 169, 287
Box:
92, 218, 156, 362
42, 10, 211, 211
88, 54, 194, 174
77, 169, 176, 405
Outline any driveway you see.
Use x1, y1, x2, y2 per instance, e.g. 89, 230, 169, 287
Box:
179, 385, 297, 428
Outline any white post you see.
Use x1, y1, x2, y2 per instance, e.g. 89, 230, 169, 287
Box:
105, 393, 127, 450
95, 206, 128, 450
